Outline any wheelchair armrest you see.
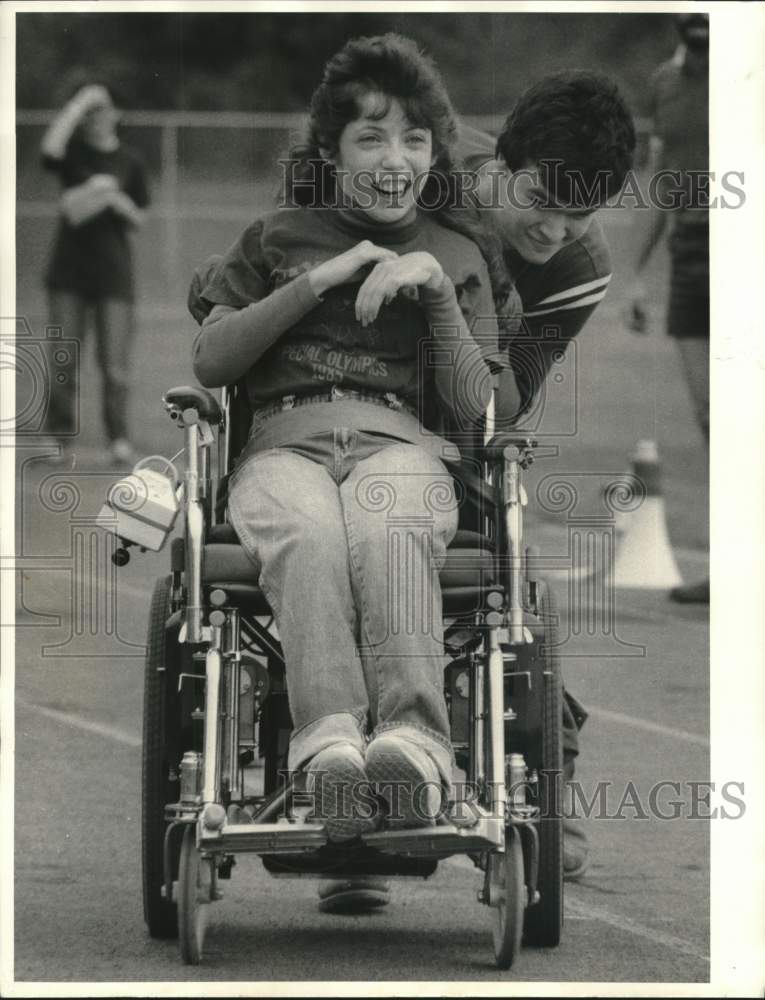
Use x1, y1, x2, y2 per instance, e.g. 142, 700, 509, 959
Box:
163, 385, 223, 424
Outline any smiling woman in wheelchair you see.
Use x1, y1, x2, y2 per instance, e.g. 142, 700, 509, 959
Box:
189, 34, 520, 843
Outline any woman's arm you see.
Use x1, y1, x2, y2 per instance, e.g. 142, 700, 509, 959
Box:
420, 273, 496, 424
40, 85, 110, 161
193, 238, 398, 388
354, 251, 496, 424
192, 272, 323, 387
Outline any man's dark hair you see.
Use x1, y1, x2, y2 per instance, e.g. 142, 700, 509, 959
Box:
496, 70, 636, 208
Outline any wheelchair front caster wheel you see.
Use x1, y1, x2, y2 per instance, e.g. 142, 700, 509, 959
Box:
178, 825, 215, 965
491, 828, 525, 970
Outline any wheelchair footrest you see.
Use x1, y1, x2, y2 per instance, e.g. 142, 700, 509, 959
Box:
200, 821, 328, 854
361, 815, 504, 858
198, 812, 503, 859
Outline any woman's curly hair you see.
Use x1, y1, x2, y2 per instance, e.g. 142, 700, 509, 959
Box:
283, 33, 512, 310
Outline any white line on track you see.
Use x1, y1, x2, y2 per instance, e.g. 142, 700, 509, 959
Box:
585, 705, 709, 748
15, 697, 140, 748
564, 897, 710, 962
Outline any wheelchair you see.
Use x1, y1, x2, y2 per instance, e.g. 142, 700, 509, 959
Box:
115, 380, 564, 969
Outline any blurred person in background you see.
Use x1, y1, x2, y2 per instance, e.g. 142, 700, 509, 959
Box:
40, 80, 150, 466
623, 13, 710, 605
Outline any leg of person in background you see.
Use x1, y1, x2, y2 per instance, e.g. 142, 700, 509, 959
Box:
669, 334, 709, 604
44, 290, 87, 452
94, 297, 136, 466
562, 690, 590, 880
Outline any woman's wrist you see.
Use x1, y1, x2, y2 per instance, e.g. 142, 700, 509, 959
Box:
423, 261, 445, 291
420, 271, 454, 304
307, 262, 332, 299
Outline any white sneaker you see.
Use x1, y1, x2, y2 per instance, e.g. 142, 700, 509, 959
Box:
365, 733, 445, 829
305, 742, 379, 843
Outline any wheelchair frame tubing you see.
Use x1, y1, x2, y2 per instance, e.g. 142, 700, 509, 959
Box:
202, 626, 223, 805
222, 608, 242, 803
488, 625, 508, 824
503, 454, 525, 645
184, 422, 205, 643
218, 386, 230, 484
471, 646, 486, 792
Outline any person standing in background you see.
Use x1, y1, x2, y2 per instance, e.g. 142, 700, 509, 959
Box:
623, 13, 710, 604
40, 80, 150, 466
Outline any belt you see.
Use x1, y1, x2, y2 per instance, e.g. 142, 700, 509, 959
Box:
253, 387, 418, 421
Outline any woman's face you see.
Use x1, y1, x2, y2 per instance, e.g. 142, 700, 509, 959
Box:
329, 93, 435, 224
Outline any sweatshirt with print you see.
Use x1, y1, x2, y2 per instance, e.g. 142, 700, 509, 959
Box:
193, 205, 510, 460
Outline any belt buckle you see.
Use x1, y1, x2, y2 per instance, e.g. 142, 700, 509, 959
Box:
281, 395, 296, 411
384, 392, 403, 411
330, 385, 345, 401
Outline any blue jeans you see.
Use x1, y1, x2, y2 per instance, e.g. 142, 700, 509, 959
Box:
227, 428, 459, 786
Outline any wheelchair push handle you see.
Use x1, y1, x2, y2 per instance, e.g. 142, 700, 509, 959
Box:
163, 385, 223, 426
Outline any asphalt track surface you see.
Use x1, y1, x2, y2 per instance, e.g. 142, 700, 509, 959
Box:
10, 219, 716, 988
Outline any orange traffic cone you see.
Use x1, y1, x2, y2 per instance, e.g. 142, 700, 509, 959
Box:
613, 440, 683, 589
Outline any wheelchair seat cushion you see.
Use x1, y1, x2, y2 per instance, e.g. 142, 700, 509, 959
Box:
201, 527, 497, 616
206, 522, 492, 551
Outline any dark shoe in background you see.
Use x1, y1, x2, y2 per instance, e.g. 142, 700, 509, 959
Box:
317, 878, 391, 915
562, 818, 590, 881
669, 579, 709, 604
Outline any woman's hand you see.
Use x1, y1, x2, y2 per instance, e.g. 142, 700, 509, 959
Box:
622, 277, 651, 335
60, 177, 116, 226
107, 189, 146, 227
354, 252, 445, 327
308, 240, 398, 299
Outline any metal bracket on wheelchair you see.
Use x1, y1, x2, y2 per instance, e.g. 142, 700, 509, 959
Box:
484, 434, 538, 468
164, 398, 187, 423
177, 671, 206, 694
178, 622, 214, 645
510, 436, 538, 466
163, 400, 215, 445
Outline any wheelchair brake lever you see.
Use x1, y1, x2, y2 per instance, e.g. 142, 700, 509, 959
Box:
198, 420, 215, 448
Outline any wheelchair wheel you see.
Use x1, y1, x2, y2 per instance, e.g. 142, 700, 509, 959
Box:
523, 579, 564, 948
178, 824, 215, 965
142, 575, 181, 939
491, 827, 525, 969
